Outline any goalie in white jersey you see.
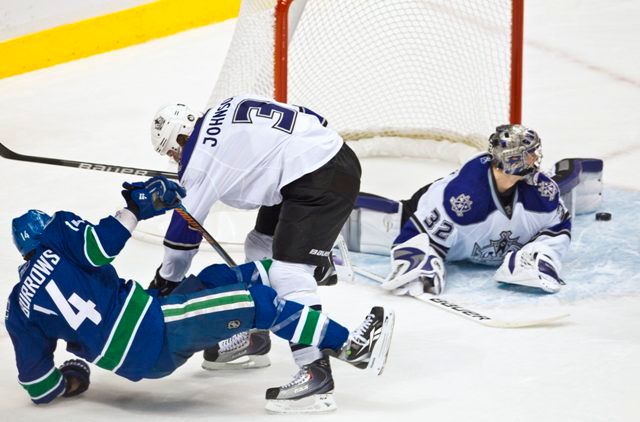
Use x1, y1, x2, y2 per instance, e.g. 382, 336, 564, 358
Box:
149, 95, 362, 412
342, 125, 578, 296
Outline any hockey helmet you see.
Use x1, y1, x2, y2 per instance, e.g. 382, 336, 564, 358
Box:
151, 104, 203, 156
488, 124, 542, 176
12, 209, 52, 257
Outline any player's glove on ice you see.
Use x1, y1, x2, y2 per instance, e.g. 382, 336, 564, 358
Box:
495, 248, 564, 293
382, 233, 446, 296
59, 359, 90, 398
122, 176, 186, 220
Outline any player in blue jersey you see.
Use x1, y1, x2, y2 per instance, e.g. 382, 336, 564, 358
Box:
5, 176, 394, 410
340, 125, 602, 295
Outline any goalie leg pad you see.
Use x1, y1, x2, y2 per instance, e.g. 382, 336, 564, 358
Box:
553, 158, 603, 217
340, 193, 403, 255
575, 158, 603, 214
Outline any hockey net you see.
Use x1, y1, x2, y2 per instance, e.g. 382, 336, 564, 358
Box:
208, 0, 523, 162
136, 0, 524, 251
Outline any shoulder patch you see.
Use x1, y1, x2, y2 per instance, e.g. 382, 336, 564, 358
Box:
537, 179, 559, 201
442, 155, 496, 225
517, 173, 560, 213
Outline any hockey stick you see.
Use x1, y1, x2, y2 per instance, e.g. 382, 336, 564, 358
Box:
0, 142, 236, 264
0, 142, 237, 262
352, 266, 569, 328
0, 141, 178, 179
173, 205, 237, 266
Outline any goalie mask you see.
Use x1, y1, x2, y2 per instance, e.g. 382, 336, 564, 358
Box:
12, 209, 52, 258
151, 104, 203, 157
488, 124, 542, 177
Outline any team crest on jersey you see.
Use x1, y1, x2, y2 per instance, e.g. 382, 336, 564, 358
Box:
480, 155, 492, 164
471, 230, 523, 265
538, 181, 558, 200
449, 194, 473, 217
227, 319, 241, 329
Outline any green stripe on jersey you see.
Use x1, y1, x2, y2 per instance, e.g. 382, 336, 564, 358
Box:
259, 259, 273, 273
84, 226, 115, 266
94, 281, 152, 371
298, 309, 321, 345
162, 292, 253, 321
20, 367, 62, 400
255, 260, 272, 286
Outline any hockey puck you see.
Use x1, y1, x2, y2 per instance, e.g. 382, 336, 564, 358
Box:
595, 212, 611, 221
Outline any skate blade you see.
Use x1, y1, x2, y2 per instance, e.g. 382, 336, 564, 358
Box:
265, 393, 337, 414
367, 309, 395, 376
201, 354, 271, 370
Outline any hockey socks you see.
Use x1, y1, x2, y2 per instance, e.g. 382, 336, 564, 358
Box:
250, 285, 349, 351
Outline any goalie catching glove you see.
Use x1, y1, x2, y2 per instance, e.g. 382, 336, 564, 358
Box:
121, 175, 186, 220
494, 246, 564, 293
382, 233, 446, 296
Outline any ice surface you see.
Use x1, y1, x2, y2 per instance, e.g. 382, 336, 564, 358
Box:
0, 1, 639, 421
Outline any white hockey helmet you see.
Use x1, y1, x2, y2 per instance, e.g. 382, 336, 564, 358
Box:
151, 104, 202, 156
488, 124, 542, 176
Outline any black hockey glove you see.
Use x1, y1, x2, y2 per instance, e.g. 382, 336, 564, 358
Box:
59, 359, 90, 398
121, 176, 186, 220
148, 266, 180, 296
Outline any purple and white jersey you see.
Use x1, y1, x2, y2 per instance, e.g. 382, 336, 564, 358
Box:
161, 94, 343, 281
396, 154, 572, 269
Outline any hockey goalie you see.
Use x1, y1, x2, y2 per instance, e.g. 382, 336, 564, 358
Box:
340, 124, 604, 296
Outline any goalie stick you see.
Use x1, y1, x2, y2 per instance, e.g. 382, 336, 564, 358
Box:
0, 141, 178, 179
351, 266, 569, 328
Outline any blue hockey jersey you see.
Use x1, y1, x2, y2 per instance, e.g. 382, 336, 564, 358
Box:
5, 211, 165, 404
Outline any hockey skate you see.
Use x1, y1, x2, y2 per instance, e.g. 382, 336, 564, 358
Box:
201, 330, 271, 370
333, 306, 395, 375
264, 307, 395, 414
264, 356, 336, 414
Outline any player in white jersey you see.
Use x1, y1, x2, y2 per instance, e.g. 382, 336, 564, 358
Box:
342, 125, 577, 295
148, 95, 362, 412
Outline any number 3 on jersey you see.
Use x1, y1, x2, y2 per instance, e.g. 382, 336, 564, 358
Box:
45, 280, 102, 330
232, 99, 327, 134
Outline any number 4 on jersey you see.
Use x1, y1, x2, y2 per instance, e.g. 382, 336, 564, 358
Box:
45, 280, 102, 330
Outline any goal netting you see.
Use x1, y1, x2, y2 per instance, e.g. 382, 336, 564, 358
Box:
135, 0, 524, 250
208, 0, 523, 162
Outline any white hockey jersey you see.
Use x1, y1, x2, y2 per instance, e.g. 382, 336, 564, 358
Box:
397, 154, 572, 270
161, 95, 343, 281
